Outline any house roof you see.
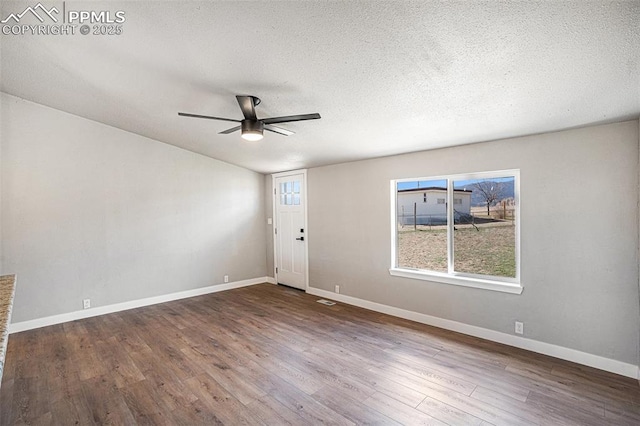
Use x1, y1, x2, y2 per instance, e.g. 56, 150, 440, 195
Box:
1, 1, 638, 173
398, 187, 472, 193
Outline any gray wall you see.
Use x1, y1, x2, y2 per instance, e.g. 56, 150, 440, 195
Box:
265, 174, 275, 278
0, 103, 2, 275
307, 120, 640, 366
1, 93, 267, 322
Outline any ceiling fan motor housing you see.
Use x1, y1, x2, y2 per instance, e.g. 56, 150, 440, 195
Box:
242, 120, 264, 134
241, 119, 264, 140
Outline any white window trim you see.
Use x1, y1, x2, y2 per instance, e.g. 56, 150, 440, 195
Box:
390, 169, 522, 295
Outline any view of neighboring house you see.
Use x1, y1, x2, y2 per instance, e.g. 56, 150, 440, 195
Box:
397, 186, 472, 225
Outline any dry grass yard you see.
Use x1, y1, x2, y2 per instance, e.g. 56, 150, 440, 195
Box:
398, 224, 516, 277
398, 228, 448, 273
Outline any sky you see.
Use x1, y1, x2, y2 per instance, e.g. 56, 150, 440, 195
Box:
397, 176, 514, 190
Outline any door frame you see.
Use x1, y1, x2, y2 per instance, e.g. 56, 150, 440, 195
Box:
272, 169, 309, 291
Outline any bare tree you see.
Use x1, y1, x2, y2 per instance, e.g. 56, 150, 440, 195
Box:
473, 181, 503, 215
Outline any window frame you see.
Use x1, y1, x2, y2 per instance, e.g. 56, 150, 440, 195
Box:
389, 169, 522, 294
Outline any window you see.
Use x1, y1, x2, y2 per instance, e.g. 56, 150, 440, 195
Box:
391, 170, 521, 294
279, 180, 300, 205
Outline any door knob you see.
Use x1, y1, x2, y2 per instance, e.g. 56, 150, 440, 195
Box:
296, 236, 305, 241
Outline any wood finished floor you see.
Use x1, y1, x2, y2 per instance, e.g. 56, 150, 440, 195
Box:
1, 284, 639, 425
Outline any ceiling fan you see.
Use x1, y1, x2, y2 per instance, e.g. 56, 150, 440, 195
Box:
178, 95, 321, 141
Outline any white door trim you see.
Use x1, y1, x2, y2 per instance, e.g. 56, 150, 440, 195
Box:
272, 169, 309, 291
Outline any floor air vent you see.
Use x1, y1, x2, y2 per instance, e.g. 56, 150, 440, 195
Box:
316, 299, 336, 306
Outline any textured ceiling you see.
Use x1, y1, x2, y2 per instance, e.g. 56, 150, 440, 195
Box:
1, 1, 639, 174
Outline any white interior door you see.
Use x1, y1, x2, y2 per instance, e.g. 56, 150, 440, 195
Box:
274, 172, 307, 290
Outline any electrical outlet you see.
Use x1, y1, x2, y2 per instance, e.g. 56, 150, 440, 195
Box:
83, 299, 91, 309
515, 321, 524, 335
335, 285, 340, 294
224, 275, 229, 283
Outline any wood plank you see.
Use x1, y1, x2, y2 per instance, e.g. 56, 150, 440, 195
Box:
312, 385, 403, 425
505, 362, 608, 413
168, 398, 225, 425
79, 375, 137, 425
471, 385, 594, 426
245, 394, 308, 425
346, 364, 428, 407
180, 345, 266, 405
417, 349, 532, 401
371, 356, 478, 395
183, 372, 265, 425
362, 391, 447, 425
417, 396, 484, 426
254, 373, 355, 426
139, 368, 198, 412
93, 337, 146, 389
549, 363, 640, 404
1, 283, 638, 425
369, 364, 534, 426
418, 386, 535, 426
604, 399, 640, 425
526, 389, 605, 419
118, 379, 172, 424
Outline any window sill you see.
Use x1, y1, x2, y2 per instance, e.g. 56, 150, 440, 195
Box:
388, 268, 523, 294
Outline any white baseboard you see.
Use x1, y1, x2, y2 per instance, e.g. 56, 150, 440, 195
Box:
265, 276, 277, 284
306, 287, 640, 380
9, 277, 270, 334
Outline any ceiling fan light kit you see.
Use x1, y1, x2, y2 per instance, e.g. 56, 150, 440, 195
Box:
178, 95, 320, 141
241, 120, 264, 141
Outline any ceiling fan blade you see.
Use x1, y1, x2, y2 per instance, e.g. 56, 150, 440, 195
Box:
236, 95, 258, 120
264, 124, 294, 136
219, 125, 241, 134
178, 112, 240, 123
261, 113, 321, 125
